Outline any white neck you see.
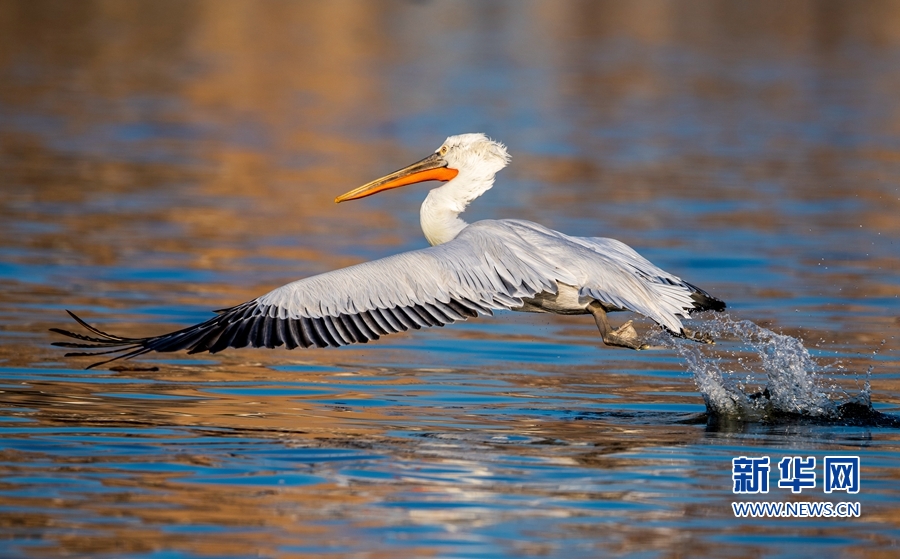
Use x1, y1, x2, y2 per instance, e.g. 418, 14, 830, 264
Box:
420, 173, 495, 246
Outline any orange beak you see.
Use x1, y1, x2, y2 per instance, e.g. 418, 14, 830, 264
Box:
335, 152, 459, 203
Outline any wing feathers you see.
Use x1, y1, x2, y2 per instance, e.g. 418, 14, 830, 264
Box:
52, 219, 724, 368
299, 317, 324, 348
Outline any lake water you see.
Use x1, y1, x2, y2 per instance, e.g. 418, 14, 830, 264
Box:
1, 1, 899, 557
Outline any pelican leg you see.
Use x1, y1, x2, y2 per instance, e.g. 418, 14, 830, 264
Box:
681, 328, 715, 345
588, 302, 649, 350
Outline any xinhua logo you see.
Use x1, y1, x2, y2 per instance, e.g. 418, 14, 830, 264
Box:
730, 455, 861, 518
732, 456, 860, 495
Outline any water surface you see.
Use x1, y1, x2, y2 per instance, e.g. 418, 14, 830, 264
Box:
1, 1, 899, 557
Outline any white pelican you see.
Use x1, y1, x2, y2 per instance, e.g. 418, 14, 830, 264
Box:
53, 133, 725, 369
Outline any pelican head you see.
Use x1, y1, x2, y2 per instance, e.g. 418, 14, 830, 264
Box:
335, 133, 510, 203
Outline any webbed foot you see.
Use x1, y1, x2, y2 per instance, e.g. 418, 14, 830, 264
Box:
603, 320, 651, 350
682, 328, 715, 345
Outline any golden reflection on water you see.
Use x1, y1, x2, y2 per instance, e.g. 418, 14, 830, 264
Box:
0, 353, 719, 556
2, 1, 900, 557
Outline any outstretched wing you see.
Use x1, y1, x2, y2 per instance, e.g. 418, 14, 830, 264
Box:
567, 234, 726, 332
498, 220, 725, 333
51, 222, 565, 369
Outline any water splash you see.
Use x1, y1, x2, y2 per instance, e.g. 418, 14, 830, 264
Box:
652, 316, 877, 423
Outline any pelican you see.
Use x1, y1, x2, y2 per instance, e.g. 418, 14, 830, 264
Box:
53, 133, 725, 369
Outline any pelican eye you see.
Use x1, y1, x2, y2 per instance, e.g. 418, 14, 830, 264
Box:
439, 145, 448, 156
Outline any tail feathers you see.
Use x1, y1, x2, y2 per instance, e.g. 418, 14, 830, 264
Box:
685, 282, 726, 313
